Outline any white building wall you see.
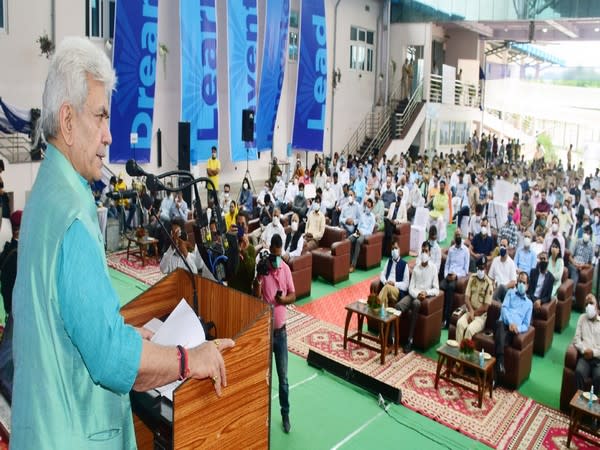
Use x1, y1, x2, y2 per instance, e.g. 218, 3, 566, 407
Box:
0, 0, 382, 209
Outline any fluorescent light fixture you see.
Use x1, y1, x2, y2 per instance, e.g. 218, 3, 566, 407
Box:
595, 27, 600, 32
545, 20, 578, 38
542, 27, 548, 33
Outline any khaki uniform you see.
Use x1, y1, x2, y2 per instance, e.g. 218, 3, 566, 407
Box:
456, 274, 493, 342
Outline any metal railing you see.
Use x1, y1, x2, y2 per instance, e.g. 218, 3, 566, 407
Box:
340, 107, 387, 160
429, 74, 481, 108
0, 132, 38, 163
395, 81, 424, 137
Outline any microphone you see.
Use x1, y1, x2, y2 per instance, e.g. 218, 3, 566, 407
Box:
141, 193, 199, 314
146, 174, 166, 192
126, 159, 147, 177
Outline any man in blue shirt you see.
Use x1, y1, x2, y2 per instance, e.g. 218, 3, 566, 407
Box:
440, 230, 470, 328
495, 271, 533, 377
349, 198, 376, 272
340, 191, 361, 236
353, 169, 367, 203
514, 231, 538, 276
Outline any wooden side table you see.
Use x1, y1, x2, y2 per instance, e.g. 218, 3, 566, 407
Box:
343, 301, 399, 364
126, 234, 159, 267
567, 390, 600, 448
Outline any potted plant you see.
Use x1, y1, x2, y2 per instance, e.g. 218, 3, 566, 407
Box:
367, 294, 382, 313
37, 33, 55, 58
459, 338, 476, 357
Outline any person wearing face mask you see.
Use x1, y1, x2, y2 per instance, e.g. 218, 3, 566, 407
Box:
322, 178, 337, 220
557, 199, 575, 238
260, 208, 286, 249
348, 198, 376, 272
206, 145, 221, 191
494, 272, 533, 378
254, 234, 296, 434
239, 178, 255, 217
272, 171, 287, 210
489, 238, 518, 302
291, 183, 308, 218
469, 218, 495, 271
219, 183, 233, 213
257, 180, 272, 208
456, 256, 493, 343
353, 169, 367, 203
519, 191, 534, 232
340, 191, 361, 237
381, 176, 397, 209
304, 198, 325, 251
527, 251, 555, 317
426, 226, 442, 273
547, 239, 564, 299
573, 294, 600, 395
282, 213, 305, 262
543, 216, 565, 254
229, 211, 256, 295
515, 232, 538, 276
497, 205, 519, 249
440, 231, 470, 328
568, 225, 594, 293
375, 243, 409, 310
398, 241, 439, 353
224, 200, 238, 232
383, 189, 408, 252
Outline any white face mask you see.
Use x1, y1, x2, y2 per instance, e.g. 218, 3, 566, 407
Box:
326, 182, 331, 189
348, 196, 354, 205
273, 216, 280, 226
391, 248, 400, 260
552, 223, 559, 233
291, 221, 299, 232
524, 237, 531, 247
583, 233, 590, 243
421, 253, 430, 264
481, 226, 488, 236
586, 303, 597, 320
477, 269, 485, 280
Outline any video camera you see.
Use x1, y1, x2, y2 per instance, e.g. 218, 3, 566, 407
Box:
256, 249, 272, 276
106, 190, 138, 201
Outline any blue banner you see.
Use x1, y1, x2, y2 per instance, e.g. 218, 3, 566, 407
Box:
255, 0, 289, 152
291, 0, 327, 153
180, 0, 219, 164
227, 0, 258, 162
109, 0, 158, 163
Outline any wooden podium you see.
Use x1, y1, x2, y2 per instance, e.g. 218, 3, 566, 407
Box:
120, 269, 272, 449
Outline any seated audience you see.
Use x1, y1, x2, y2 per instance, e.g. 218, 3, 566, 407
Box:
440, 230, 470, 328
469, 217, 495, 270
488, 238, 518, 302
527, 252, 554, 315
568, 226, 594, 293
282, 214, 305, 262
229, 211, 256, 295
514, 231, 537, 276
573, 294, 600, 394
349, 198, 376, 272
497, 205, 519, 249
376, 242, 409, 307
304, 199, 326, 252
260, 208, 285, 249
340, 191, 361, 237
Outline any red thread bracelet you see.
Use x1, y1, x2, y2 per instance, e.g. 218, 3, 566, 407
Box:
176, 345, 190, 380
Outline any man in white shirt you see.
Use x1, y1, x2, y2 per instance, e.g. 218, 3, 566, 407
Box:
543, 215, 566, 253
159, 188, 175, 223
304, 200, 326, 252
381, 176, 397, 209
260, 208, 285, 248
339, 164, 350, 187
573, 294, 600, 394
314, 164, 327, 191
377, 242, 409, 306
407, 181, 423, 222
272, 175, 287, 210
331, 172, 344, 205
322, 178, 337, 219
169, 192, 189, 221
257, 181, 272, 207
397, 241, 439, 352
488, 238, 518, 302
219, 183, 233, 213
339, 191, 361, 236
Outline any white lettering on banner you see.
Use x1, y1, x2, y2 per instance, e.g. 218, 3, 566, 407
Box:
131, 0, 158, 150
244, 0, 258, 112
198, 0, 218, 141
307, 14, 326, 131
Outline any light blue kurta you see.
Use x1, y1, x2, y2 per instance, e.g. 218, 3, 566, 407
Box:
11, 144, 142, 448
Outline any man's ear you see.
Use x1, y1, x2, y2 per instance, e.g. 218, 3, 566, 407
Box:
59, 103, 74, 146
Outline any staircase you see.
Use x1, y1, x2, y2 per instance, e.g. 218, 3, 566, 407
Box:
0, 132, 41, 163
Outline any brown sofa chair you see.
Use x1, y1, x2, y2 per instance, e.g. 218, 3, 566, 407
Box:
555, 267, 574, 332
560, 344, 590, 412
531, 298, 557, 355
357, 230, 384, 270
311, 226, 351, 284
575, 264, 594, 311
288, 252, 312, 299
450, 301, 535, 389
474, 301, 535, 388
383, 222, 411, 257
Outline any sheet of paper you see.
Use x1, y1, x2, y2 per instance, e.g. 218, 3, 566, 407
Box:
143, 318, 163, 335
149, 299, 206, 400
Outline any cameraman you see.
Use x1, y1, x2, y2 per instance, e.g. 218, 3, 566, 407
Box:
254, 234, 295, 434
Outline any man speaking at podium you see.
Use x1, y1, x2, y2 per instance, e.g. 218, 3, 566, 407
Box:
10, 37, 234, 448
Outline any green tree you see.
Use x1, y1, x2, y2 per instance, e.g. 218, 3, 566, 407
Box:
537, 133, 557, 163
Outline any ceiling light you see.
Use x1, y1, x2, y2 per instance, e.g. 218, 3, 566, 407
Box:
542, 27, 548, 33
504, 27, 508, 32
595, 27, 600, 32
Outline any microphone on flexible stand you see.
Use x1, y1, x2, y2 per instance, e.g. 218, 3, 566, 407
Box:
140, 193, 199, 315
125, 159, 148, 177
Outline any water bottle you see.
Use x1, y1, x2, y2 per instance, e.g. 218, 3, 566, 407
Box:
479, 348, 485, 368
589, 385, 594, 409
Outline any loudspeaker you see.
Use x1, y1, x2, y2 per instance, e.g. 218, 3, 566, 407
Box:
307, 350, 402, 404
178, 121, 192, 206
242, 109, 254, 142
157, 128, 162, 168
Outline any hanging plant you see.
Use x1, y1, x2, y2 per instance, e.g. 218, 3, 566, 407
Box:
37, 33, 55, 58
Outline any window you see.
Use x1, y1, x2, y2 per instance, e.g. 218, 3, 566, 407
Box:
0, 0, 6, 32
288, 10, 299, 62
86, 0, 115, 39
349, 26, 375, 73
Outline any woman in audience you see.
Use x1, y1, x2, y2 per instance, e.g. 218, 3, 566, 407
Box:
225, 200, 238, 232
548, 238, 564, 299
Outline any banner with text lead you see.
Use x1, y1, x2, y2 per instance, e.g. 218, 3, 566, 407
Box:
109, 0, 158, 163
255, 0, 289, 153
227, 0, 258, 162
291, 0, 327, 153
180, 0, 219, 164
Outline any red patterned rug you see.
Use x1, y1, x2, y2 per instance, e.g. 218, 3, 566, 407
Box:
106, 250, 165, 286
296, 276, 378, 330
287, 308, 599, 450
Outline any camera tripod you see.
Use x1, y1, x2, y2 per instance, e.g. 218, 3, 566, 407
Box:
242, 146, 256, 193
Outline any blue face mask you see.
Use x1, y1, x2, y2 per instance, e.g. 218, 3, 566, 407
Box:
517, 282, 526, 295
272, 256, 282, 269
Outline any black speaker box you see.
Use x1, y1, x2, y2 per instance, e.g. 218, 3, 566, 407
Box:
242, 109, 254, 142
178, 121, 192, 205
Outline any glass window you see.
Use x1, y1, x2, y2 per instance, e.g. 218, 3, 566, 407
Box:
350, 26, 357, 41
86, 0, 103, 38
366, 48, 374, 72
358, 29, 366, 42
109, 0, 115, 39
366, 31, 374, 45
350, 45, 358, 70
289, 10, 299, 29
288, 31, 298, 62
